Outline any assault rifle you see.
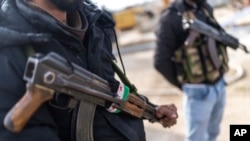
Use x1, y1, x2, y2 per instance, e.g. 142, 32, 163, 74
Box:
4, 52, 157, 133
183, 17, 250, 53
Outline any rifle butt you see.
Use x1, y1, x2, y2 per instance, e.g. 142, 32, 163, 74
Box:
4, 84, 54, 133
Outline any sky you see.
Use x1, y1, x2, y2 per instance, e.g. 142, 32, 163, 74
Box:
91, 0, 154, 11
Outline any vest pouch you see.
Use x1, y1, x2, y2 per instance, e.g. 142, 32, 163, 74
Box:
175, 46, 205, 83
218, 45, 229, 73
204, 59, 220, 82
184, 47, 205, 83
174, 48, 185, 83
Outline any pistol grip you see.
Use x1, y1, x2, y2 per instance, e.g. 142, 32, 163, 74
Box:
4, 84, 54, 133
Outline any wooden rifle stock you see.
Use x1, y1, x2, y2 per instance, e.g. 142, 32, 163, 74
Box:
4, 84, 54, 132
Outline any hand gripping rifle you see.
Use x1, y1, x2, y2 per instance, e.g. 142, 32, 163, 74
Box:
4, 52, 158, 133
182, 17, 250, 53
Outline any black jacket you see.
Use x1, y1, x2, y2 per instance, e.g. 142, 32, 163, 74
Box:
0, 0, 145, 141
154, 0, 220, 88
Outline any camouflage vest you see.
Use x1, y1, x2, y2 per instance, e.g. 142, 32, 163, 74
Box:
174, 10, 229, 84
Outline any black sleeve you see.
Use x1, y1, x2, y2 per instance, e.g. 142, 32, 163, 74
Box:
0, 46, 60, 141
154, 9, 183, 89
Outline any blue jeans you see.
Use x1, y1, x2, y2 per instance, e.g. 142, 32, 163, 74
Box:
182, 78, 226, 141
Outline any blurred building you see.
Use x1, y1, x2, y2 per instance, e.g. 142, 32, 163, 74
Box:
112, 0, 165, 32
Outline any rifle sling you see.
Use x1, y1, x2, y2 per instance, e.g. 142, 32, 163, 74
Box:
112, 61, 137, 94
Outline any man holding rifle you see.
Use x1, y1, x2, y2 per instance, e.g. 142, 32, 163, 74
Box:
153, 0, 244, 141
0, 0, 178, 141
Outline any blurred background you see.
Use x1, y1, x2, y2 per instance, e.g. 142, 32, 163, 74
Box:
91, 0, 250, 141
